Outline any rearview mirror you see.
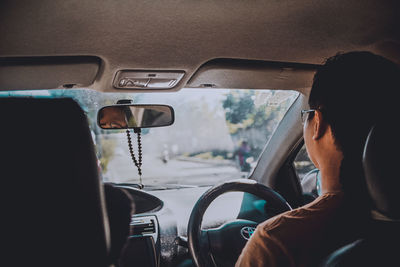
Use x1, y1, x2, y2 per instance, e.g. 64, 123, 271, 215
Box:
98, 104, 174, 129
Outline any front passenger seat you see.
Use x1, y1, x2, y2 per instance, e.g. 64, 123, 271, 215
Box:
321, 118, 400, 266
1, 98, 111, 267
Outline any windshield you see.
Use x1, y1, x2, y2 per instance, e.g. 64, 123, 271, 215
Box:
0, 88, 298, 188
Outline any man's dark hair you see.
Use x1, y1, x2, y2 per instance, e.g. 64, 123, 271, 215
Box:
308, 51, 400, 225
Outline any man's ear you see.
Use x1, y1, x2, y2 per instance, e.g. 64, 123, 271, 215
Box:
312, 110, 327, 140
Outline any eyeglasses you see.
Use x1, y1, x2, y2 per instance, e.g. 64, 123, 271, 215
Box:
301, 109, 316, 124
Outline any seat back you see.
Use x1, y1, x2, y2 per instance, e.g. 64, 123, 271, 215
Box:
1, 98, 110, 267
321, 118, 400, 266
363, 120, 400, 220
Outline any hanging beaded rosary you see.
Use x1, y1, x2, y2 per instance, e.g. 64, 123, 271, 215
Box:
126, 128, 143, 189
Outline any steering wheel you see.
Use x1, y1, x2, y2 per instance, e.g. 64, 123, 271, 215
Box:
187, 179, 291, 267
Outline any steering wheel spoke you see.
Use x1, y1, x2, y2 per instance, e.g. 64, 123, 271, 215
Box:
199, 229, 211, 252
206, 219, 258, 266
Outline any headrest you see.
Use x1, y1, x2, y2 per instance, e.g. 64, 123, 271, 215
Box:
363, 118, 400, 220
1, 98, 110, 266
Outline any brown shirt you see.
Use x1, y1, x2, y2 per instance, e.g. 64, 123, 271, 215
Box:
236, 192, 351, 267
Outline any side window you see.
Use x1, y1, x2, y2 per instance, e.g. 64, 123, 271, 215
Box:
294, 144, 320, 198
294, 145, 315, 181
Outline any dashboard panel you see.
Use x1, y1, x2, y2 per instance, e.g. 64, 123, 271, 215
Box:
118, 185, 164, 213
115, 185, 247, 266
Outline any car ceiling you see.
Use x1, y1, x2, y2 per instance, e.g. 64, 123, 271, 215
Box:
0, 0, 399, 93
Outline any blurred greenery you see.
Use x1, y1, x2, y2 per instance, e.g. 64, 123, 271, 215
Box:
223, 91, 255, 124
98, 138, 117, 173
222, 90, 294, 159
183, 90, 298, 173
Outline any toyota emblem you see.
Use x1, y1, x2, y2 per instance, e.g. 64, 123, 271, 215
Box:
240, 226, 256, 240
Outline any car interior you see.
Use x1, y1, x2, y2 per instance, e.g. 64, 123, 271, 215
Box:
1, 1, 399, 266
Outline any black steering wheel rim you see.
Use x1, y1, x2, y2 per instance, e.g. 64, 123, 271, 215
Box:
187, 179, 292, 267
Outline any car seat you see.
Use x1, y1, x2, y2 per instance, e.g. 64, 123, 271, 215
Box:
1, 98, 111, 267
321, 117, 400, 266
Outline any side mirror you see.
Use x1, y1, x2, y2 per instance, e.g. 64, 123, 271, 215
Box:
98, 104, 174, 129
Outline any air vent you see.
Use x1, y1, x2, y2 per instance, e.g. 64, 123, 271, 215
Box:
131, 219, 155, 235
130, 215, 158, 242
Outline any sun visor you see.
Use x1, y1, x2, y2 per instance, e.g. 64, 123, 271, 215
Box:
0, 56, 101, 91
187, 59, 318, 93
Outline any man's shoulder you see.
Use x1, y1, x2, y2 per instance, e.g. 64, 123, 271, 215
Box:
258, 192, 345, 236
241, 192, 347, 267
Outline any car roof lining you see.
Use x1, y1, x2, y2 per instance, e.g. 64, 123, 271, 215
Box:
0, 42, 398, 94
0, 0, 399, 93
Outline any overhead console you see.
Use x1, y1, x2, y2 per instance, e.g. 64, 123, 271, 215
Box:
0, 56, 101, 91
186, 58, 319, 93
113, 70, 185, 90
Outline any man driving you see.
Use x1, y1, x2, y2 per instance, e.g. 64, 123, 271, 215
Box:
236, 51, 400, 266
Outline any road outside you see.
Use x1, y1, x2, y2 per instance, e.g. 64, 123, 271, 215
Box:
104, 143, 246, 186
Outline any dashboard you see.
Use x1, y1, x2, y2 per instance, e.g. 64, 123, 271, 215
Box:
116, 185, 246, 266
